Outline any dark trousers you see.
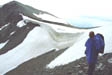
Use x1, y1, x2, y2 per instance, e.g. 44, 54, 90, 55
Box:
88, 62, 96, 75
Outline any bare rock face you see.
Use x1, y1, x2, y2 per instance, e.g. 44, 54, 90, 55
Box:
0, 1, 23, 26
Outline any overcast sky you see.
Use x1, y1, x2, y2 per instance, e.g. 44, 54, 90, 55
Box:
0, 0, 112, 19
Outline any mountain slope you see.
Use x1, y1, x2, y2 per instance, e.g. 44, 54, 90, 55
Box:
0, 1, 81, 74
0, 1, 101, 75
6, 51, 112, 75
0, 1, 97, 55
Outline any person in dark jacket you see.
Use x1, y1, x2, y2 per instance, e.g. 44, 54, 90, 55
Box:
85, 31, 99, 75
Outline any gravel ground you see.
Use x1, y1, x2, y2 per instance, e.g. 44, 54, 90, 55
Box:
5, 49, 112, 75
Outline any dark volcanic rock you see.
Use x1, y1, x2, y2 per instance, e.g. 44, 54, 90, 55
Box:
6, 48, 67, 75
0, 23, 37, 55
5, 12, 23, 24
6, 52, 112, 75
0, 1, 23, 26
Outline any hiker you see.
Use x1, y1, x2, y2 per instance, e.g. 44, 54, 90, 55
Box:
85, 31, 99, 75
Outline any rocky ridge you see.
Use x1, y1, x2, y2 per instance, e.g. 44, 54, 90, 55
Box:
6, 51, 112, 75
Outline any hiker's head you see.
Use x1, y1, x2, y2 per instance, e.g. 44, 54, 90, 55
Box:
89, 31, 94, 38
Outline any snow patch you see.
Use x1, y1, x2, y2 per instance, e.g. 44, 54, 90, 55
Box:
0, 27, 56, 75
108, 58, 112, 63
21, 14, 84, 34
47, 33, 87, 68
0, 41, 9, 49
10, 31, 16, 36
0, 23, 10, 30
33, 13, 67, 24
47, 24, 112, 68
17, 20, 26, 27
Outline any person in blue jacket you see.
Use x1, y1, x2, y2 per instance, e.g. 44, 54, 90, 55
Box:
85, 31, 99, 75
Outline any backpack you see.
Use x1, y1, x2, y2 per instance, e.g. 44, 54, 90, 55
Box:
95, 33, 105, 54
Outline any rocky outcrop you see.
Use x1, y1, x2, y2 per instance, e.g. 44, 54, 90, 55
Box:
0, 1, 42, 54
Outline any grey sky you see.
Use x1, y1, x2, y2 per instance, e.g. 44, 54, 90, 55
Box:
0, 0, 112, 19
